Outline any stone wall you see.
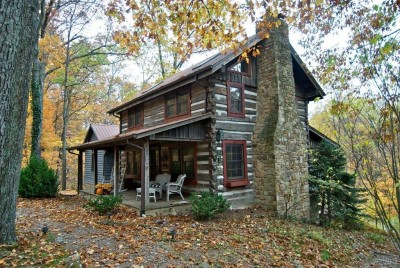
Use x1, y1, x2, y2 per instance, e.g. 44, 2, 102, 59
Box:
252, 19, 310, 219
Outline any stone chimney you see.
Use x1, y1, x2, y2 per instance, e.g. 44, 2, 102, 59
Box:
252, 18, 310, 219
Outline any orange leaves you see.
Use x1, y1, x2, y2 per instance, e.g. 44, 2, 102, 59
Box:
7, 197, 398, 267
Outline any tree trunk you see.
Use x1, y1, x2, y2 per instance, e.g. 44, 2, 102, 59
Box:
30, 57, 44, 158
30, 0, 53, 159
0, 0, 38, 243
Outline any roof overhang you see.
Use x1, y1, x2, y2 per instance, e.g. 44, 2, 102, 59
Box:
68, 113, 212, 151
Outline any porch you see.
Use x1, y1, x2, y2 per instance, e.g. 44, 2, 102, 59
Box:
80, 188, 192, 216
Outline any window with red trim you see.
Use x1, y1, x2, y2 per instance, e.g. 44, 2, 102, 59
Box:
223, 140, 248, 187
128, 106, 143, 128
227, 83, 245, 117
165, 88, 190, 118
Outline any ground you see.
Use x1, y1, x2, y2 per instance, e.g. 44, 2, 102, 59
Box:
0, 195, 399, 267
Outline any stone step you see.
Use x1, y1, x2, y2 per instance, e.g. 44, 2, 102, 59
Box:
219, 189, 255, 209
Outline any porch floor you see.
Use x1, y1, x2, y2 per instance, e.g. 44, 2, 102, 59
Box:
80, 189, 192, 216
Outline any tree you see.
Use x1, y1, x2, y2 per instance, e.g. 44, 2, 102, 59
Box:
309, 141, 365, 228
107, 0, 247, 77
0, 0, 39, 243
30, 0, 56, 159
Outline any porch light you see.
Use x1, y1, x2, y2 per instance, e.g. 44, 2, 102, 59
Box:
216, 130, 223, 142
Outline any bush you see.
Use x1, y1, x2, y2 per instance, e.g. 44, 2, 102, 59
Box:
19, 156, 59, 198
189, 190, 229, 220
86, 195, 123, 215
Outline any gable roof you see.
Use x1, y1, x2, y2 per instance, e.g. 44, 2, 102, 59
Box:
108, 33, 325, 115
309, 126, 338, 147
83, 124, 119, 143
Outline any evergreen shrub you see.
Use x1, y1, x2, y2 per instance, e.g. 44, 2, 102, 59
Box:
86, 194, 123, 215
189, 190, 229, 220
19, 156, 59, 197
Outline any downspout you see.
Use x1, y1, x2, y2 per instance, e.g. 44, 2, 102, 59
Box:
127, 140, 146, 216
111, 112, 122, 133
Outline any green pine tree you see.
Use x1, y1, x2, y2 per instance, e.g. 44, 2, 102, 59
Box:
309, 141, 366, 229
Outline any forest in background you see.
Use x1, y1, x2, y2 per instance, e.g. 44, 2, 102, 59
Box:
10, 0, 400, 249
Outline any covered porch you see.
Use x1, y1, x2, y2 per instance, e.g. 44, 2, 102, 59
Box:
68, 114, 212, 215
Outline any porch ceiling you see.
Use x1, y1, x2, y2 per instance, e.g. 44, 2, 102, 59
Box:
68, 112, 212, 151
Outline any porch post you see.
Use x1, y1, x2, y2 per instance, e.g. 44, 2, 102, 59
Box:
140, 140, 150, 215
94, 149, 98, 193
77, 150, 83, 193
113, 146, 119, 197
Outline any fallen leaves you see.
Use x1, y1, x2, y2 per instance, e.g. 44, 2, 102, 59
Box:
0, 197, 397, 267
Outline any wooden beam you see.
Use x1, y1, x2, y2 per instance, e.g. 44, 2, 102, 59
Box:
94, 150, 98, 193
113, 146, 119, 196
77, 151, 83, 193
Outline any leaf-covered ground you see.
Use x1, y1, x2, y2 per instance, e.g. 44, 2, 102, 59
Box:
0, 196, 399, 267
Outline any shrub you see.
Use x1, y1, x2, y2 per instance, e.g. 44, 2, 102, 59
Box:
189, 190, 229, 220
19, 156, 59, 198
86, 194, 123, 215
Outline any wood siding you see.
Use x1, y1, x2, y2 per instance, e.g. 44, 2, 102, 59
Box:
84, 150, 106, 185
154, 121, 205, 141
120, 83, 207, 135
196, 141, 212, 185
211, 74, 257, 185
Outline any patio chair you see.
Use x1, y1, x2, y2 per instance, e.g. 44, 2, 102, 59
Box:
149, 173, 171, 199
166, 174, 186, 202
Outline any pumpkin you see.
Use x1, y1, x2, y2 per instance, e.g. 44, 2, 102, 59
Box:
96, 188, 103, 195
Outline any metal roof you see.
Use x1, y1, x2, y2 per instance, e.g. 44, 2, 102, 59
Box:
84, 124, 119, 142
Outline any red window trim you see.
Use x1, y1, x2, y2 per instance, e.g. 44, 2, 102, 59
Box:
227, 82, 245, 118
164, 86, 191, 121
222, 140, 248, 188
127, 105, 144, 130
227, 57, 252, 77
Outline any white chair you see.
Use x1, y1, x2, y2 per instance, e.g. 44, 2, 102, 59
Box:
166, 174, 186, 202
136, 187, 156, 202
149, 173, 171, 199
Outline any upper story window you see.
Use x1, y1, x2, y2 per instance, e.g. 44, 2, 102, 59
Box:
165, 87, 190, 119
227, 82, 245, 117
128, 106, 143, 128
228, 58, 251, 75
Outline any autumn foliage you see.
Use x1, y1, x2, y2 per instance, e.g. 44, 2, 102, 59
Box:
0, 197, 397, 267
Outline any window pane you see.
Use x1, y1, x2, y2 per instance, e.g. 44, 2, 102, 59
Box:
128, 111, 134, 127
135, 109, 141, 126
226, 144, 244, 180
230, 86, 242, 113
229, 60, 249, 73
183, 147, 194, 178
177, 91, 188, 115
166, 96, 176, 117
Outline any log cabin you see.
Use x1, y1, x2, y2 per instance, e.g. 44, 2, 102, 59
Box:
69, 19, 328, 218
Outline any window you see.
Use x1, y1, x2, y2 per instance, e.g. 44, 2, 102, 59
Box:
170, 146, 195, 180
165, 88, 190, 118
228, 59, 250, 75
223, 140, 248, 187
126, 150, 140, 178
128, 106, 143, 128
227, 82, 245, 117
